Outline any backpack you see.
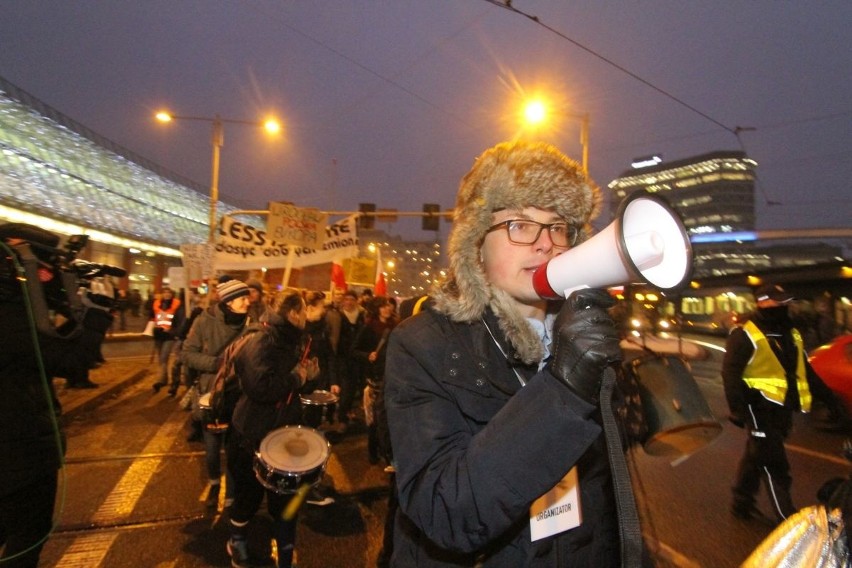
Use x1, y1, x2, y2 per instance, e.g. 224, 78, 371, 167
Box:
204, 323, 265, 430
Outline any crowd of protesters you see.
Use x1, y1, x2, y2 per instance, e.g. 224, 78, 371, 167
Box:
130, 276, 398, 567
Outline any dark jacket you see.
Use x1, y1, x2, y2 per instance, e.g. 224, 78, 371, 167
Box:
337, 306, 365, 356
0, 303, 65, 495
231, 313, 305, 445
385, 307, 619, 567
303, 317, 334, 393
351, 316, 396, 384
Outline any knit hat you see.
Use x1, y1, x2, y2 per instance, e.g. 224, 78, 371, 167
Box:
431, 140, 600, 364
217, 279, 250, 305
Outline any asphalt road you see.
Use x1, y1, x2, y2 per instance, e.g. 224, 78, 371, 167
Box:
31, 334, 852, 567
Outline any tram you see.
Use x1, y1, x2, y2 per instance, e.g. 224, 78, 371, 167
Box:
618, 260, 851, 338
616, 285, 753, 337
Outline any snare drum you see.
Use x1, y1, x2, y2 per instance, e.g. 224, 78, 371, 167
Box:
300, 390, 339, 427
300, 389, 339, 406
253, 426, 331, 494
198, 392, 228, 433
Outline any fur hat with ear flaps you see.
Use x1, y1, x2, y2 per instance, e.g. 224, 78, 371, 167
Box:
431, 140, 601, 365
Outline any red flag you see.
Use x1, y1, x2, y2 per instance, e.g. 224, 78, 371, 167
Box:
331, 262, 348, 291
374, 271, 387, 296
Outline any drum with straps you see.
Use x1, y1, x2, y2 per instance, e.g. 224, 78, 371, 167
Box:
196, 391, 228, 433
629, 354, 722, 458
300, 389, 339, 428
253, 426, 331, 494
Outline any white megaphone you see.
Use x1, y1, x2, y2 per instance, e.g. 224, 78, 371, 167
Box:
532, 191, 693, 299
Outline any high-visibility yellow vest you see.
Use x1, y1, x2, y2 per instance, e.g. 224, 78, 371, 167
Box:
741, 320, 811, 411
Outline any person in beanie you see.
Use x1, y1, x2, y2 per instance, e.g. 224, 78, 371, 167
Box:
385, 141, 625, 566
181, 277, 251, 509
724, 283, 841, 523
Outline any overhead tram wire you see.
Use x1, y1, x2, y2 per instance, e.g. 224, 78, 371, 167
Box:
481, 0, 735, 134
248, 3, 478, 131
479, 1, 800, 206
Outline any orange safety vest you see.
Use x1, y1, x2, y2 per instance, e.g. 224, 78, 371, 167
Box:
741, 320, 811, 411
153, 298, 181, 330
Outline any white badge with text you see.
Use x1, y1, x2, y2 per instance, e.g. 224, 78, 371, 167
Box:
529, 466, 582, 541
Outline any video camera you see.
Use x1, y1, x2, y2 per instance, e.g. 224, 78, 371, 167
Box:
0, 222, 126, 337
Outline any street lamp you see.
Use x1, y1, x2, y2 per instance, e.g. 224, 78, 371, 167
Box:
155, 111, 281, 241
521, 99, 590, 176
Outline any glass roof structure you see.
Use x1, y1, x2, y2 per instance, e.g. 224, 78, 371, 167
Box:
0, 76, 245, 255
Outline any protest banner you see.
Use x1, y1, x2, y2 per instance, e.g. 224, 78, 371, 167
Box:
179, 243, 215, 284
266, 203, 328, 248
213, 213, 358, 271
167, 266, 187, 289
342, 257, 377, 286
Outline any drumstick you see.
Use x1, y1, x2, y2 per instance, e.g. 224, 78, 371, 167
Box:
300, 336, 312, 365
282, 483, 311, 521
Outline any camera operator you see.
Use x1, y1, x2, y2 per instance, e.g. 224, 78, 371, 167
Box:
0, 223, 118, 566
55, 269, 118, 389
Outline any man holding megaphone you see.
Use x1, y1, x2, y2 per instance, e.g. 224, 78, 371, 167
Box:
384, 141, 694, 567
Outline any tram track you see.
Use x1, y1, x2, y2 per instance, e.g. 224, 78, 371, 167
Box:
64, 450, 205, 464
51, 513, 209, 536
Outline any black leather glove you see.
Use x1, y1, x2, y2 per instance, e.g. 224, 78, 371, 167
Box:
547, 288, 622, 405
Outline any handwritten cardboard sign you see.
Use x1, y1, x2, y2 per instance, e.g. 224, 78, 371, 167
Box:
266, 202, 328, 248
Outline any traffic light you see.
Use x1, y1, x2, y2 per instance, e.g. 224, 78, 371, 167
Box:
422, 203, 440, 231
358, 203, 376, 230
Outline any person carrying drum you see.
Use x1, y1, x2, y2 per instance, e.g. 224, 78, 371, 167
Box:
181, 277, 252, 508
226, 289, 321, 568
384, 141, 632, 566
301, 290, 340, 430
724, 283, 842, 523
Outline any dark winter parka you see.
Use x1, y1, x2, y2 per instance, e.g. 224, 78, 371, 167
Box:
385, 307, 619, 567
0, 303, 65, 496
181, 303, 246, 394
231, 312, 305, 445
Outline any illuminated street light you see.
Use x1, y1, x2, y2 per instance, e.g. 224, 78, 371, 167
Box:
155, 110, 281, 242
523, 100, 547, 125
520, 98, 590, 175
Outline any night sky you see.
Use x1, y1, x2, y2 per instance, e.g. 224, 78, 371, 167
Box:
1, 1, 850, 241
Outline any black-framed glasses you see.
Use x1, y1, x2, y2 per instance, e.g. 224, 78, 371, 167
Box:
484, 219, 579, 247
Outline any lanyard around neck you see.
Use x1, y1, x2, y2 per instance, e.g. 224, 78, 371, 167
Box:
481, 317, 527, 387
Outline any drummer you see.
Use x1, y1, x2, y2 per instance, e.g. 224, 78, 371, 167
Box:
225, 289, 319, 568
300, 290, 340, 429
